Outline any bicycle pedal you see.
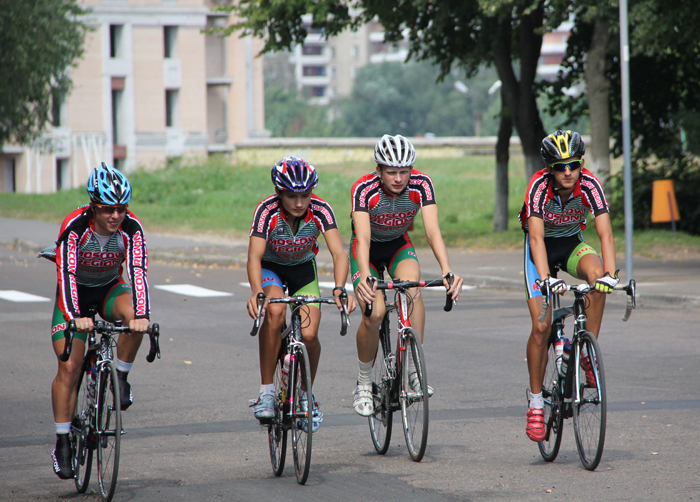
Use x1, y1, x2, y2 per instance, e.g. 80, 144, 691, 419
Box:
120, 428, 126, 435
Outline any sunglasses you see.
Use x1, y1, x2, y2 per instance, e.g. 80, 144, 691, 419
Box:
94, 204, 128, 215
550, 160, 582, 172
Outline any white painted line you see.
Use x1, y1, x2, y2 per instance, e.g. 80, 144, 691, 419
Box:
0, 290, 51, 302
318, 282, 353, 290
155, 284, 232, 298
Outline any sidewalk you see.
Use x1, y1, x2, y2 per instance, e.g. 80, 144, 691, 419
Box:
2, 216, 699, 308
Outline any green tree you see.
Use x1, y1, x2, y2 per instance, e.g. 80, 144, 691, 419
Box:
0, 0, 89, 148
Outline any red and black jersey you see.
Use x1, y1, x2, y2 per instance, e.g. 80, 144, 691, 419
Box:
350, 170, 436, 242
518, 168, 609, 237
54, 205, 150, 321
249, 194, 338, 266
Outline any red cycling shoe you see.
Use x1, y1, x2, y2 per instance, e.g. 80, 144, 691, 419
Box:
581, 355, 597, 387
526, 407, 545, 442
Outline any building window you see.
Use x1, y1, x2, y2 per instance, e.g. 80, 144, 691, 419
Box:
164, 26, 177, 58
56, 159, 70, 191
302, 66, 326, 77
331, 66, 337, 79
51, 90, 66, 127
111, 90, 123, 145
109, 24, 123, 58
301, 45, 323, 56
166, 90, 179, 127
352, 45, 360, 58
310, 86, 325, 97
2, 158, 15, 193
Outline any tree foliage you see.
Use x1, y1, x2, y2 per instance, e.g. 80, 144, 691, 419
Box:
0, 0, 89, 148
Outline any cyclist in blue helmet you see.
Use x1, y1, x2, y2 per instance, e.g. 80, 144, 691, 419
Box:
40, 162, 151, 479
247, 156, 356, 432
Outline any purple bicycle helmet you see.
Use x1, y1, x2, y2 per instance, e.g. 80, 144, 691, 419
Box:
271, 156, 318, 192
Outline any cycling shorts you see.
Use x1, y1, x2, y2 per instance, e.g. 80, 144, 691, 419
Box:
524, 232, 598, 300
51, 277, 131, 343
350, 232, 419, 289
261, 259, 320, 307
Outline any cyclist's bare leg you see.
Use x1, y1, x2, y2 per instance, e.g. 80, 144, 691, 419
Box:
393, 259, 423, 339
258, 284, 286, 385
300, 304, 321, 383
51, 338, 86, 423
526, 296, 552, 394
576, 253, 606, 337
355, 295, 385, 363
112, 292, 145, 363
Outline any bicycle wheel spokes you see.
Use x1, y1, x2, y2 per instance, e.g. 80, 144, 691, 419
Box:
573, 331, 606, 471
291, 344, 313, 485
72, 367, 93, 493
538, 334, 563, 462
96, 362, 121, 502
369, 330, 393, 454
399, 328, 429, 462
268, 356, 287, 476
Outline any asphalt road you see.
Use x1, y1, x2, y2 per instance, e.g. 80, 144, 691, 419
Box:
1, 243, 699, 501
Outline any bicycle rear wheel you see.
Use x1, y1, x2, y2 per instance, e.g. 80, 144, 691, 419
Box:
399, 328, 429, 462
96, 361, 121, 502
538, 329, 564, 462
369, 320, 393, 454
573, 330, 606, 471
72, 363, 93, 493
268, 353, 287, 476
291, 342, 313, 485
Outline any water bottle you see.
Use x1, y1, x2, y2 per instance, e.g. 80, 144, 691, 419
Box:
281, 354, 291, 387
559, 338, 571, 377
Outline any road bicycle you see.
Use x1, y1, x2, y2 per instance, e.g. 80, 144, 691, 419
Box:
60, 315, 161, 502
536, 278, 635, 470
250, 291, 349, 485
364, 268, 454, 462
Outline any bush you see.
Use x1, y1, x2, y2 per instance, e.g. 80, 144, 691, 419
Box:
609, 154, 700, 235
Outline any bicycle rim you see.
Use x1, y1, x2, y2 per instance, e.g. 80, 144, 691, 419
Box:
573, 330, 606, 470
96, 361, 121, 501
369, 324, 393, 454
400, 328, 429, 462
291, 343, 313, 484
72, 366, 93, 493
268, 355, 287, 476
538, 332, 564, 461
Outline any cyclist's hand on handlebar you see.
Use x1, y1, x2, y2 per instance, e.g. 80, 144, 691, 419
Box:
75, 317, 94, 333
129, 318, 150, 334
595, 270, 620, 294
443, 272, 463, 302
335, 289, 357, 314
355, 275, 377, 305
544, 275, 566, 295
247, 293, 267, 319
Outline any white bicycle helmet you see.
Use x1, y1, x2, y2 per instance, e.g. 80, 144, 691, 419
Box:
374, 134, 416, 168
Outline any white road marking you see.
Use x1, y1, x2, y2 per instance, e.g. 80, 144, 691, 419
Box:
155, 284, 232, 297
0, 290, 51, 302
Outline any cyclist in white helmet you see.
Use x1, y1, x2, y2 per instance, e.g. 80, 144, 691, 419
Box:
349, 134, 464, 416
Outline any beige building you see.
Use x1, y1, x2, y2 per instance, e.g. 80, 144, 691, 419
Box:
0, 0, 267, 194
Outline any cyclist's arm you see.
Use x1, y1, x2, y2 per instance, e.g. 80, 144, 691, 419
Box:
324, 227, 357, 313
421, 204, 464, 300
594, 212, 616, 276
351, 211, 376, 304
246, 235, 268, 318
527, 216, 552, 283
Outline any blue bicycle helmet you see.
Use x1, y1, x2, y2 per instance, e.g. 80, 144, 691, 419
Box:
86, 162, 132, 205
271, 156, 318, 193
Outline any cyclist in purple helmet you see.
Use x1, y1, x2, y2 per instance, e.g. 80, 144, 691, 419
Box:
247, 156, 356, 432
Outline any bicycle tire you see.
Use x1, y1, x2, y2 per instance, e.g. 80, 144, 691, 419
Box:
399, 328, 429, 462
291, 341, 313, 484
573, 330, 606, 471
72, 363, 93, 493
538, 329, 564, 462
96, 361, 121, 502
369, 317, 393, 454
268, 354, 287, 476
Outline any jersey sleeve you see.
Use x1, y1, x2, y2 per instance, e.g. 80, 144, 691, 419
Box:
250, 196, 278, 239
579, 169, 609, 216
55, 208, 90, 320
309, 195, 338, 232
121, 212, 150, 319
522, 170, 550, 221
408, 170, 437, 207
351, 173, 379, 213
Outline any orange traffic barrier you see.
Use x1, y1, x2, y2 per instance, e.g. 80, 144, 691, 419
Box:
651, 179, 680, 223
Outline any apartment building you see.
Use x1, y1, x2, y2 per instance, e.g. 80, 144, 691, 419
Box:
0, 0, 267, 194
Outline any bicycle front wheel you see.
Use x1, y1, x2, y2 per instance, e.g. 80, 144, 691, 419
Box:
291, 343, 313, 485
539, 329, 564, 462
72, 364, 93, 493
399, 328, 429, 462
369, 321, 393, 454
96, 361, 121, 502
573, 330, 606, 471
268, 353, 287, 476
